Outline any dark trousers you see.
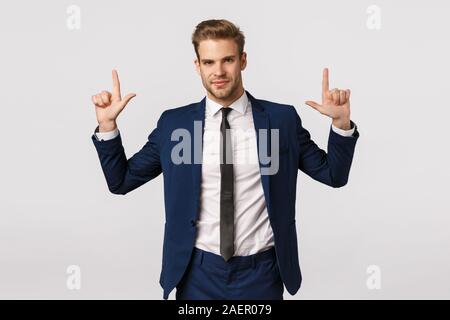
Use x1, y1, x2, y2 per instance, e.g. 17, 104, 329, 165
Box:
176, 246, 284, 300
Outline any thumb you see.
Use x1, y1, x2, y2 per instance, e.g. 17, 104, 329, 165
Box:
305, 100, 321, 110
119, 93, 136, 109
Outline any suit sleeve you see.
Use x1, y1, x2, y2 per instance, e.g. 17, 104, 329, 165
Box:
91, 112, 165, 195
292, 106, 359, 188
94, 127, 119, 141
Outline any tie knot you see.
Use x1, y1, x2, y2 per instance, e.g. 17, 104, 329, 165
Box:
221, 107, 232, 118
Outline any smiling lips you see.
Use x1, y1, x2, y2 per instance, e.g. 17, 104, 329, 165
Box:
212, 80, 229, 87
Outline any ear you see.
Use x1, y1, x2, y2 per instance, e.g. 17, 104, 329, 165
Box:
194, 59, 200, 75
240, 52, 247, 71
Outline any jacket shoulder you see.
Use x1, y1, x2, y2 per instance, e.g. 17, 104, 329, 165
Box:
253, 98, 296, 117
161, 102, 197, 117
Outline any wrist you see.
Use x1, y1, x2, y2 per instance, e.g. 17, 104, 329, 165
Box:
332, 117, 351, 130
99, 121, 117, 132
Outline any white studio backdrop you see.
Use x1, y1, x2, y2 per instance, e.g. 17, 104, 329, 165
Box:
0, 0, 449, 299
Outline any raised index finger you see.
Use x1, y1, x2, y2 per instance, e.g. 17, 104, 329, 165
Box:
112, 69, 121, 100
322, 68, 329, 94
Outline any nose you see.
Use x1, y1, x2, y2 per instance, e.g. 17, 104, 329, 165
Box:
214, 62, 226, 77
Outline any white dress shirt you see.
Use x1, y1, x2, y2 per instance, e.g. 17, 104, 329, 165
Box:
94, 91, 355, 256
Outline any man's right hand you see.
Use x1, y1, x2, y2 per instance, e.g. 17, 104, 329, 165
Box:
92, 69, 136, 132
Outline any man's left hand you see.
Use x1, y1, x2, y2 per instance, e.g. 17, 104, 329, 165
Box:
305, 68, 351, 130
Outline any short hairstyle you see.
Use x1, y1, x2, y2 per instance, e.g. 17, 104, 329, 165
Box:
191, 19, 245, 60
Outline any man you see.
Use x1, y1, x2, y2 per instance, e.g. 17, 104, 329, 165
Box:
91, 19, 359, 300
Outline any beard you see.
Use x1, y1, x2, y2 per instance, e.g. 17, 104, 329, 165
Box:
205, 75, 240, 101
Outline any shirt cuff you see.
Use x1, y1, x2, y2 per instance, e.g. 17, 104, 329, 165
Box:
331, 121, 355, 137
94, 126, 119, 141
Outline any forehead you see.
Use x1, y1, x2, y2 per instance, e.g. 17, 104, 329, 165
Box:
197, 38, 239, 59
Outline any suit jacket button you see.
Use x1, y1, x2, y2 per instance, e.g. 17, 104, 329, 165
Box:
190, 219, 197, 227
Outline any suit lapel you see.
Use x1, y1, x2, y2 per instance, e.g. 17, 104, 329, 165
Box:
246, 90, 272, 214
191, 97, 206, 220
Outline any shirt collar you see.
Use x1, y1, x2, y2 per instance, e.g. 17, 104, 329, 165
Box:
206, 89, 249, 116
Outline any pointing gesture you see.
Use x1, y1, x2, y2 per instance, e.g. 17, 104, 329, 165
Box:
92, 69, 136, 131
305, 68, 351, 130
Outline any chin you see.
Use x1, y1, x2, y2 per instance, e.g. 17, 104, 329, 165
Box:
210, 87, 226, 96
215, 91, 231, 99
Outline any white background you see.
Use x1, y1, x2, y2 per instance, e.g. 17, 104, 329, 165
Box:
0, 0, 449, 299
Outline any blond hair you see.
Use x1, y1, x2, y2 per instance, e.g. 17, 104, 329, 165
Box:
191, 19, 245, 59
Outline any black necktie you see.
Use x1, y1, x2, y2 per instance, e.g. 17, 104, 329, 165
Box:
220, 107, 234, 261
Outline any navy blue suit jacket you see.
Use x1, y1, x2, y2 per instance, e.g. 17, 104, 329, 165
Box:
91, 90, 360, 299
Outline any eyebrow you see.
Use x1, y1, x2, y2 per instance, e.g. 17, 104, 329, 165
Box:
201, 55, 236, 63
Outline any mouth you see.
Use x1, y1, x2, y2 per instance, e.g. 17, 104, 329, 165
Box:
212, 80, 229, 87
